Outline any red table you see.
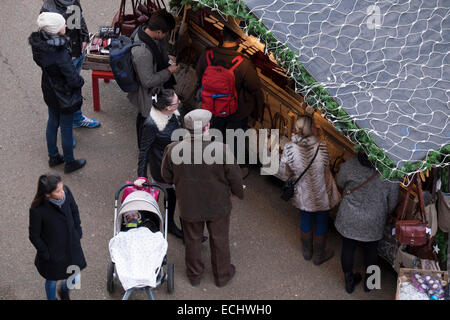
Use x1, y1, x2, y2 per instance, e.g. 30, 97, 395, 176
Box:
92, 70, 115, 111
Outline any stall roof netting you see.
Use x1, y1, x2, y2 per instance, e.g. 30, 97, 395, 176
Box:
172, 0, 450, 179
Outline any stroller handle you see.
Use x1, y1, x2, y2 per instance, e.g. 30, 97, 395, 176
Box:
114, 183, 169, 204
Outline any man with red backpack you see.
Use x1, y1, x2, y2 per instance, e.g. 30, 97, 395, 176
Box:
196, 26, 264, 178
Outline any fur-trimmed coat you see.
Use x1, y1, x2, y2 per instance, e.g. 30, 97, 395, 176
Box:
137, 108, 181, 183
279, 135, 341, 212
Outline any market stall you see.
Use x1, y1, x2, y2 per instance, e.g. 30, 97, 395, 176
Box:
82, 1, 450, 298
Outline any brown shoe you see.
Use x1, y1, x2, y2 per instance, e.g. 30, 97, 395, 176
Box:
189, 278, 201, 287
300, 231, 313, 261
313, 234, 334, 265
215, 264, 236, 287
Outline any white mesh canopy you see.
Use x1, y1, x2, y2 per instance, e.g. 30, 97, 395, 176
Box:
181, 0, 450, 178
243, 0, 449, 168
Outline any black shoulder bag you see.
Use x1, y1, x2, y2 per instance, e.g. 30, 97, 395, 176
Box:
281, 145, 320, 201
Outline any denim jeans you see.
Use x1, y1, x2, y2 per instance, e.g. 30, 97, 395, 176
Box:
72, 52, 86, 123
45, 274, 81, 300
46, 108, 75, 163
300, 210, 330, 236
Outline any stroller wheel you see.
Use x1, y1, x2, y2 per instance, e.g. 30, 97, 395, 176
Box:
167, 263, 174, 294
107, 262, 115, 293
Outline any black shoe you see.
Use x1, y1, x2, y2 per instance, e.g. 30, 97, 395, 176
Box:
57, 287, 70, 300
49, 154, 65, 168
64, 159, 86, 174
344, 272, 362, 294
363, 274, 371, 292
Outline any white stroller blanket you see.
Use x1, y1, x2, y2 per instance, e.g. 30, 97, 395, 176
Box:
109, 227, 168, 290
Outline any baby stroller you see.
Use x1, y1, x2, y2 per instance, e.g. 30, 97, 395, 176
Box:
106, 181, 174, 300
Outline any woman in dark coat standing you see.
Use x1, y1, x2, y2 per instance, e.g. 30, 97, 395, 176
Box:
29, 12, 86, 173
134, 87, 184, 239
29, 173, 86, 300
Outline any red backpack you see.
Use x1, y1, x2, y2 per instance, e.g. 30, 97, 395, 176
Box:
200, 49, 244, 117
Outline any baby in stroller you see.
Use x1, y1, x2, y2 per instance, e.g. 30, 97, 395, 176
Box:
122, 210, 160, 233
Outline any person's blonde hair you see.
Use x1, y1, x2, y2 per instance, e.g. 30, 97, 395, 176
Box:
295, 106, 315, 137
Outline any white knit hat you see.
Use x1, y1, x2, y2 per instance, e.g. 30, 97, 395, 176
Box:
37, 12, 66, 35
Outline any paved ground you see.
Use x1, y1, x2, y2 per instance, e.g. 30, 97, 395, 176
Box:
0, 0, 397, 300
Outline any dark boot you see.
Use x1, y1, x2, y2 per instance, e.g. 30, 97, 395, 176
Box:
64, 159, 86, 173
363, 274, 371, 292
49, 154, 64, 167
168, 219, 184, 239
168, 211, 183, 239
313, 234, 334, 265
57, 287, 70, 300
300, 231, 313, 261
344, 272, 362, 294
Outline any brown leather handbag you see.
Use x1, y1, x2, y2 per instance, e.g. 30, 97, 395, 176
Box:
395, 174, 428, 246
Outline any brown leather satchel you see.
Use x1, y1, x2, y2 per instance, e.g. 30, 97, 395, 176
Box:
395, 174, 428, 246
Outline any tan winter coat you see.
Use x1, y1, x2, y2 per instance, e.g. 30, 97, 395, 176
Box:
161, 134, 244, 222
279, 135, 341, 212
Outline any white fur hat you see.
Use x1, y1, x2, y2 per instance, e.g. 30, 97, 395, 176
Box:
37, 12, 66, 35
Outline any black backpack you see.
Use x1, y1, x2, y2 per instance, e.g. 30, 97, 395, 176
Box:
109, 28, 148, 92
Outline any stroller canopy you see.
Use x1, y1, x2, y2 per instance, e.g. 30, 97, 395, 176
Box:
117, 190, 162, 233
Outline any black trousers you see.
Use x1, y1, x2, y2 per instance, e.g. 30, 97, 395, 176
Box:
136, 112, 146, 149
341, 237, 379, 275
167, 187, 177, 227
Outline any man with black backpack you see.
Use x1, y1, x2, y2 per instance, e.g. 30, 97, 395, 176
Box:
196, 26, 264, 179
127, 9, 180, 147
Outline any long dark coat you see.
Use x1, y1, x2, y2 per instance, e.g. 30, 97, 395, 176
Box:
29, 31, 84, 114
161, 134, 244, 222
29, 186, 86, 280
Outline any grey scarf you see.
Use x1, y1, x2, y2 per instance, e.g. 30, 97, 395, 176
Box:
48, 193, 66, 208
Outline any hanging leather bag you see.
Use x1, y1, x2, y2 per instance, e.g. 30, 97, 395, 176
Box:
395, 174, 428, 246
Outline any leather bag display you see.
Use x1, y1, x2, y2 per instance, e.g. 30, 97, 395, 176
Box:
112, 0, 166, 37
395, 174, 428, 247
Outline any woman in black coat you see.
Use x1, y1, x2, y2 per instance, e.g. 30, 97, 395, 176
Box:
135, 87, 184, 239
29, 12, 86, 173
29, 173, 86, 300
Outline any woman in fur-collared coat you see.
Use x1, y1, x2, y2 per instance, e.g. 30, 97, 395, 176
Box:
134, 87, 184, 239
279, 110, 341, 266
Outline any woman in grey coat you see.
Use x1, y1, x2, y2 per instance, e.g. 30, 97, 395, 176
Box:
335, 152, 398, 293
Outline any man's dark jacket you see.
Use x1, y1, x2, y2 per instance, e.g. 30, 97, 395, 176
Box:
41, 0, 89, 58
196, 46, 264, 121
29, 186, 87, 280
29, 31, 84, 113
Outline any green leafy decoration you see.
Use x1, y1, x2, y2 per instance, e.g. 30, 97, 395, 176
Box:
171, 0, 450, 180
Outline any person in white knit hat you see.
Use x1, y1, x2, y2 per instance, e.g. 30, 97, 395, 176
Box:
29, 12, 87, 174
40, 0, 101, 129
37, 12, 66, 35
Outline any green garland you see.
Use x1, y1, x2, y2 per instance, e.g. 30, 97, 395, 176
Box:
170, 0, 450, 180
